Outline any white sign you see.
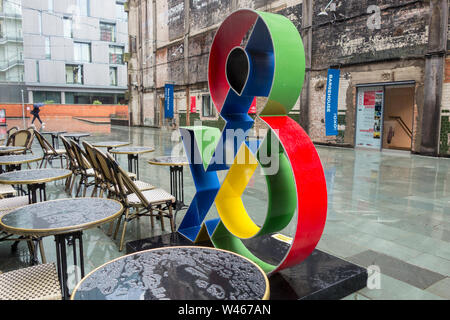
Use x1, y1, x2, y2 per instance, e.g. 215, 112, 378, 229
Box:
355, 87, 384, 149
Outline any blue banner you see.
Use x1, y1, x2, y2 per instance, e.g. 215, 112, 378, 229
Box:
325, 69, 340, 136
164, 84, 174, 118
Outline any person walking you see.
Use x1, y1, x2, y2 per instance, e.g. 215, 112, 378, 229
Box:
30, 103, 45, 127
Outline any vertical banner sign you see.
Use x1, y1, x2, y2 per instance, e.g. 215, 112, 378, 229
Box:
190, 96, 196, 113
164, 84, 174, 118
325, 69, 340, 136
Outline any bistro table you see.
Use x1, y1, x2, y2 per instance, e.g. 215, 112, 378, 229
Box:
41, 131, 67, 149
0, 197, 124, 300
110, 146, 155, 179
71, 246, 269, 300
0, 154, 42, 173
148, 156, 188, 212
0, 168, 72, 204
61, 133, 91, 144
0, 146, 26, 155
92, 141, 130, 153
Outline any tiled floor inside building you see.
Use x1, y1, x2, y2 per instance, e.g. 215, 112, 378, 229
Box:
0, 117, 449, 300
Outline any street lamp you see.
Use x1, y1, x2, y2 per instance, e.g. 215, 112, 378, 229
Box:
21, 89, 25, 129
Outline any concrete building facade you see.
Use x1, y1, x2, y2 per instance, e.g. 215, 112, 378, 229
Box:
127, 0, 449, 157
0, 0, 129, 104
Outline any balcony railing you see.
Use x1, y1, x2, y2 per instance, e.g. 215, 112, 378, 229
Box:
0, 35, 23, 45
0, 58, 24, 72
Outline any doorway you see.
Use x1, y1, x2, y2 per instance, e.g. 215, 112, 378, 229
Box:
382, 86, 414, 151
355, 82, 415, 152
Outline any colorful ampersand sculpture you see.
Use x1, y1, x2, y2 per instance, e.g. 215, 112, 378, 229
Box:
178, 9, 327, 274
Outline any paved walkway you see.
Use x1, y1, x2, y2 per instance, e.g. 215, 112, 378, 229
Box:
0, 120, 449, 299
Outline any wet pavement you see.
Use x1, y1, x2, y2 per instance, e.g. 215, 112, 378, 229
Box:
0, 116, 449, 300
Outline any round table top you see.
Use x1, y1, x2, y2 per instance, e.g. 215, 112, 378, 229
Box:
0, 154, 43, 165
148, 156, 188, 166
41, 131, 67, 135
0, 168, 72, 185
109, 146, 155, 155
71, 246, 269, 300
61, 133, 91, 138
0, 197, 123, 237
92, 141, 130, 148
0, 146, 26, 155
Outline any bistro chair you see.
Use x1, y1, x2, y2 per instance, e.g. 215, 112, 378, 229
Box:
0, 184, 16, 199
70, 140, 96, 197
88, 145, 120, 199
6, 130, 33, 154
83, 142, 145, 197
0, 263, 61, 300
60, 136, 79, 193
6, 127, 18, 141
105, 153, 175, 251
0, 195, 47, 263
25, 127, 35, 154
34, 130, 67, 168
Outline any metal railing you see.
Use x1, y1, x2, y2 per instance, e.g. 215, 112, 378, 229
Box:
389, 116, 412, 139
0, 58, 24, 72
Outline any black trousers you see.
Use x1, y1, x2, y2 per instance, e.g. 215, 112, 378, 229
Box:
31, 114, 42, 124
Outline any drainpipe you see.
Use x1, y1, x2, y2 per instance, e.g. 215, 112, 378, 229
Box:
184, 0, 190, 126
153, 0, 158, 127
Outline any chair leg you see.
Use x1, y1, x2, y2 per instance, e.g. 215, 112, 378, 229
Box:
107, 220, 114, 236
38, 239, 46, 264
169, 205, 175, 232
159, 206, 165, 231
113, 214, 124, 239
82, 180, 88, 197
39, 158, 45, 168
150, 208, 154, 229
119, 208, 130, 252
69, 175, 76, 194
75, 178, 82, 197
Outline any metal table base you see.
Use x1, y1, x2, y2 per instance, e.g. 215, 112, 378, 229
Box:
55, 231, 85, 300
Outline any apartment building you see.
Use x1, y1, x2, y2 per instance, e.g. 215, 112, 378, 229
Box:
0, 0, 128, 104
0, 0, 25, 102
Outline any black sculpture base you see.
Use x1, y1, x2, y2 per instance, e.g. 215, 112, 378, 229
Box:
126, 232, 367, 300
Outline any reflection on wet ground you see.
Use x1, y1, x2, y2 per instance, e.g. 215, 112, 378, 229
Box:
0, 116, 449, 300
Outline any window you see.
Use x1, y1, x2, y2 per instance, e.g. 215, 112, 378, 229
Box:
109, 67, 117, 86
100, 22, 116, 42
48, 0, 53, 13
38, 12, 42, 34
109, 45, 124, 64
0, 1, 3, 13
36, 61, 40, 82
129, 35, 136, 53
74, 42, 91, 63
45, 37, 51, 59
63, 17, 72, 38
202, 95, 214, 117
34, 91, 61, 103
77, 0, 89, 16
66, 64, 83, 84
115, 2, 127, 21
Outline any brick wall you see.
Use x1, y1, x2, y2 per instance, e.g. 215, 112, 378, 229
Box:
0, 104, 128, 119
